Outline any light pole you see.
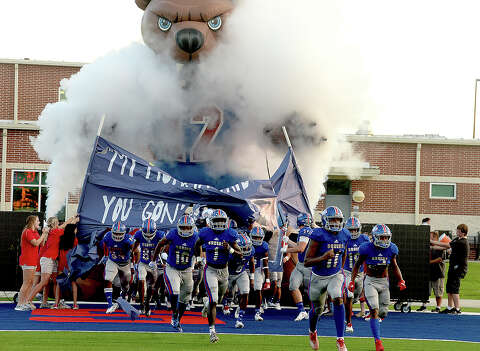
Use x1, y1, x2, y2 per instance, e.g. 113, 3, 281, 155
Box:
474, 79, 480, 139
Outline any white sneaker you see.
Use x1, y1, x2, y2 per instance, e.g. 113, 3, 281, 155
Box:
234, 307, 240, 319
254, 311, 263, 321
106, 302, 119, 314
273, 302, 281, 310
201, 297, 209, 318
27, 302, 36, 310
235, 320, 244, 328
58, 300, 71, 309
345, 323, 354, 333
14, 304, 28, 311
209, 330, 219, 343
294, 311, 309, 321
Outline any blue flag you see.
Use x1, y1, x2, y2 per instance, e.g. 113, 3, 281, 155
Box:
270, 148, 312, 225
77, 136, 256, 236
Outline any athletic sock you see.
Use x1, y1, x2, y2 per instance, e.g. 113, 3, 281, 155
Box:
309, 303, 319, 333
333, 304, 345, 338
104, 288, 113, 306
296, 302, 305, 312
370, 316, 381, 340
178, 302, 187, 321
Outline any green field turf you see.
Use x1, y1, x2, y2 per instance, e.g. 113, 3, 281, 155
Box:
445, 260, 480, 300
0, 332, 477, 351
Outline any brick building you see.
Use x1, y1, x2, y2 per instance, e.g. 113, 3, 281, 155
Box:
1, 58, 480, 238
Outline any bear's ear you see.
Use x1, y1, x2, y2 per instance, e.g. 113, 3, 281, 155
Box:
135, 0, 151, 10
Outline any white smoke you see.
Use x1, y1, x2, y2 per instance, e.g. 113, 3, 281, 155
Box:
33, 0, 372, 216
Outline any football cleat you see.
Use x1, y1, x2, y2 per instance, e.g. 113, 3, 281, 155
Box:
106, 302, 119, 314
294, 311, 309, 321
72, 304, 79, 310
254, 311, 264, 321
235, 319, 244, 328
375, 339, 384, 351
309, 330, 319, 350
234, 307, 240, 319
336, 338, 348, 351
209, 330, 219, 343
345, 322, 354, 333
222, 304, 231, 315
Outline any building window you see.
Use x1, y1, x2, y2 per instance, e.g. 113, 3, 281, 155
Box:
325, 179, 351, 195
430, 183, 456, 199
11, 170, 65, 220
58, 87, 66, 101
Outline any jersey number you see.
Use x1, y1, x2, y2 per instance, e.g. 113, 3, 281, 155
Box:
175, 251, 190, 266
326, 253, 340, 269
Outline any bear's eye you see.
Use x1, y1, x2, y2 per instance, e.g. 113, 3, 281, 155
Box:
158, 17, 172, 32
207, 16, 222, 31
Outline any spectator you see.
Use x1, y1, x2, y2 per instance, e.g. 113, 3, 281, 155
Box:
417, 231, 445, 312
431, 224, 469, 314
15, 215, 49, 311
26, 215, 78, 307
54, 223, 79, 309
421, 218, 431, 226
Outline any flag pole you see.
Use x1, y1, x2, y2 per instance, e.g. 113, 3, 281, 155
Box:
77, 114, 106, 216
280, 125, 312, 216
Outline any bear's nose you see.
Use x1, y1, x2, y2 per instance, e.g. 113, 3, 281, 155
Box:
176, 28, 204, 54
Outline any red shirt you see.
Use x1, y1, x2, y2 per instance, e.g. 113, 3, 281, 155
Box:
57, 238, 78, 273
42, 228, 65, 260
19, 228, 40, 266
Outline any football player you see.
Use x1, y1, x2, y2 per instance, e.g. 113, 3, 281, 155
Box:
285, 213, 313, 321
98, 221, 135, 314
132, 219, 163, 316
304, 206, 350, 351
349, 224, 406, 351
251, 226, 270, 321
152, 214, 199, 332
226, 232, 255, 328
197, 209, 241, 343
343, 217, 370, 332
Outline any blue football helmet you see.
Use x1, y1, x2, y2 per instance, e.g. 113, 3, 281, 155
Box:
177, 215, 196, 238
322, 206, 344, 232
228, 219, 238, 229
142, 219, 157, 240
236, 232, 253, 256
111, 221, 127, 242
250, 226, 265, 246
345, 217, 361, 239
372, 224, 392, 248
297, 213, 312, 227
210, 209, 229, 231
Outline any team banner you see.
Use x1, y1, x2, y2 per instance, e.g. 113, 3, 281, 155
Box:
77, 136, 256, 235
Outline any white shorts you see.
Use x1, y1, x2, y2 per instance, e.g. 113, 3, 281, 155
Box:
138, 262, 158, 281
344, 271, 364, 300
270, 271, 283, 283
104, 258, 131, 283
40, 257, 57, 274
21, 265, 36, 271
254, 269, 265, 291
228, 270, 250, 295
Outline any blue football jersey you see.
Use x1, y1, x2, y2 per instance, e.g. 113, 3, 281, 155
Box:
165, 228, 199, 270
297, 227, 313, 263
253, 241, 269, 268
101, 231, 135, 264
344, 233, 371, 272
359, 242, 399, 271
133, 230, 164, 264
228, 246, 255, 275
199, 227, 238, 267
309, 227, 351, 276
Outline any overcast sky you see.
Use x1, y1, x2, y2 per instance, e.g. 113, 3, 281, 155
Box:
2, 0, 480, 139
